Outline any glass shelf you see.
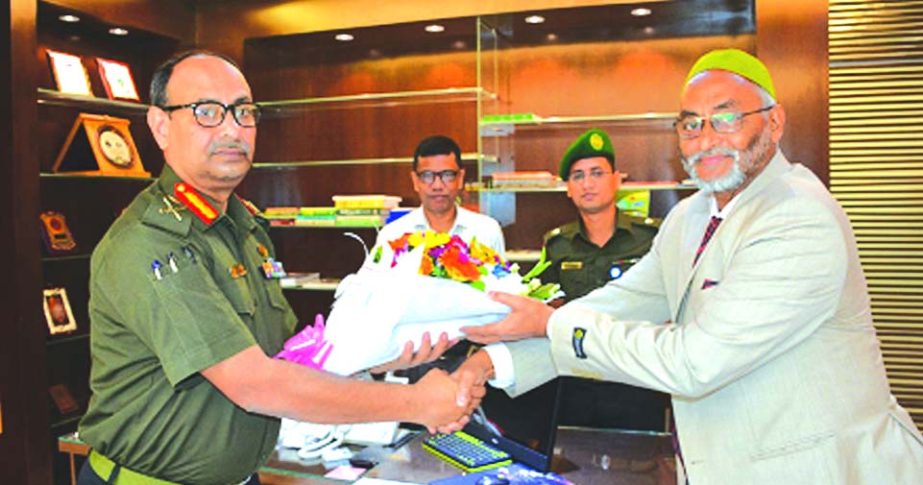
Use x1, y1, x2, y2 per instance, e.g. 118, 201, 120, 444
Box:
253, 152, 498, 169
51, 414, 83, 429
42, 254, 91, 263
281, 278, 341, 292
480, 112, 677, 137
506, 249, 541, 263
40, 172, 155, 181
468, 182, 698, 193
270, 224, 382, 230
258, 87, 498, 117
37, 88, 149, 115
47, 333, 89, 347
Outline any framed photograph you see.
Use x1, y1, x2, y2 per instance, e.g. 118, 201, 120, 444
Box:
96, 57, 140, 101
48, 384, 80, 415
43, 288, 77, 335
46, 50, 93, 96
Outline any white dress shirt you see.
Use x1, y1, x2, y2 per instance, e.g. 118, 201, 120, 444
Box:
374, 206, 506, 256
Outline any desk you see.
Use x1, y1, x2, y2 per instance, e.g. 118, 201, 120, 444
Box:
59, 427, 676, 484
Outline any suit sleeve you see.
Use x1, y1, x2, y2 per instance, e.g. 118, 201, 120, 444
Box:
546, 197, 848, 398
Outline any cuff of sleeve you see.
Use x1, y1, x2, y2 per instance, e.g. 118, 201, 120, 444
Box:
483, 343, 515, 389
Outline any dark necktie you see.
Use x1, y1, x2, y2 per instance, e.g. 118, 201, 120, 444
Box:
693, 216, 723, 266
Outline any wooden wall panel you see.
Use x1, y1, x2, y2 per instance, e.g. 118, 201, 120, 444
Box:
756, 0, 830, 184
44, 0, 194, 43
0, 1, 53, 484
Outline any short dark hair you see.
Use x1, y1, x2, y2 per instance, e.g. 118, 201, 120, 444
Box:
413, 135, 462, 171
149, 49, 241, 107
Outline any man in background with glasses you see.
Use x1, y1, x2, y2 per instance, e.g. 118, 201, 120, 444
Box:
540, 128, 668, 432
374, 135, 505, 255
78, 51, 483, 485
459, 48, 923, 483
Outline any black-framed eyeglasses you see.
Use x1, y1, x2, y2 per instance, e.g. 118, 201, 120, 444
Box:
674, 105, 775, 139
416, 169, 459, 185
160, 101, 262, 128
569, 168, 612, 183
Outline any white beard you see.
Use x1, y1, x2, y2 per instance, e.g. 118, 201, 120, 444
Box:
682, 129, 773, 194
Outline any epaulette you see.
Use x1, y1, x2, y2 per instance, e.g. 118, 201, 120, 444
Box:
543, 226, 563, 244
173, 182, 219, 226
236, 194, 262, 217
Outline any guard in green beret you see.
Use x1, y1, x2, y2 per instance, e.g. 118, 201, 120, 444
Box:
543, 128, 669, 431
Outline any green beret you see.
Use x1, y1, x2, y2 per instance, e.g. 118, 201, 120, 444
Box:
685, 48, 776, 99
559, 128, 615, 180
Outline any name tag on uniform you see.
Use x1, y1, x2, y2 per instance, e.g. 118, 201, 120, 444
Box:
561, 261, 583, 270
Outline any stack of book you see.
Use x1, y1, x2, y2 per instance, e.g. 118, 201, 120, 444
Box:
264, 207, 338, 227
332, 195, 402, 227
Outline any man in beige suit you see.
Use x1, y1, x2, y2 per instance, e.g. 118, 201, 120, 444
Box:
459, 49, 923, 484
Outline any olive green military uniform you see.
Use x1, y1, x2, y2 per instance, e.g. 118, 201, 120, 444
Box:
543, 213, 670, 430
78, 165, 297, 484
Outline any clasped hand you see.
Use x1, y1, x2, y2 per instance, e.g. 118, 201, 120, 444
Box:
462, 291, 554, 344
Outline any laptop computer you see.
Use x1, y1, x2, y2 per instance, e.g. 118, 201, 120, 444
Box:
461, 377, 564, 473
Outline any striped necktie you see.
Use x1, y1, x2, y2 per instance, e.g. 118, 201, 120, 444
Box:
693, 216, 723, 266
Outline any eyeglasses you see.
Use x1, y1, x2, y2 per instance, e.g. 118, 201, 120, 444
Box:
160, 101, 261, 128
674, 105, 774, 139
569, 168, 612, 183
416, 170, 459, 185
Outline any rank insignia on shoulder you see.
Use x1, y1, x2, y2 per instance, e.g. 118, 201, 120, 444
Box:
572, 327, 588, 359
174, 182, 218, 225
236, 194, 261, 216
562, 261, 583, 270
159, 195, 187, 222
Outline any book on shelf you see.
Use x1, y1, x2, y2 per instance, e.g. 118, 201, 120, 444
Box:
332, 194, 401, 210
335, 215, 387, 227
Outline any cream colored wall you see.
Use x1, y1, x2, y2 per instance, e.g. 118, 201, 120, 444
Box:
196, 0, 667, 61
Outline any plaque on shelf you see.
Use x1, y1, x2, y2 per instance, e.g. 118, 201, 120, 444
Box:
48, 384, 80, 415
43, 287, 77, 335
39, 211, 77, 254
52, 113, 150, 178
46, 50, 93, 96
96, 57, 140, 101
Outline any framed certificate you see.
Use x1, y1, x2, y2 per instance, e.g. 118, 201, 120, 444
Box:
97, 57, 140, 101
46, 50, 93, 96
43, 288, 77, 335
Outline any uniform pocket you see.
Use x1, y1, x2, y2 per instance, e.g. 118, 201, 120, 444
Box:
216, 276, 256, 316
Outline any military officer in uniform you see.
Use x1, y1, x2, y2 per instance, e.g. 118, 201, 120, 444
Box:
77, 50, 482, 485
542, 128, 669, 430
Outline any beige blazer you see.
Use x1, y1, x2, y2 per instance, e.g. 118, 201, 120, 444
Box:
506, 152, 923, 484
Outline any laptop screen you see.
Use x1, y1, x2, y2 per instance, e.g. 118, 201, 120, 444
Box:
463, 378, 563, 472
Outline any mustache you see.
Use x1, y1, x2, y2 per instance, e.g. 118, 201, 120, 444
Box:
209, 140, 252, 157
683, 147, 740, 168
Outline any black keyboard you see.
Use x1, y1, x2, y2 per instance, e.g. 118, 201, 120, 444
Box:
422, 431, 512, 472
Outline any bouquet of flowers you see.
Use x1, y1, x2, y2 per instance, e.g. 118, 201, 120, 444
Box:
276, 230, 559, 376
